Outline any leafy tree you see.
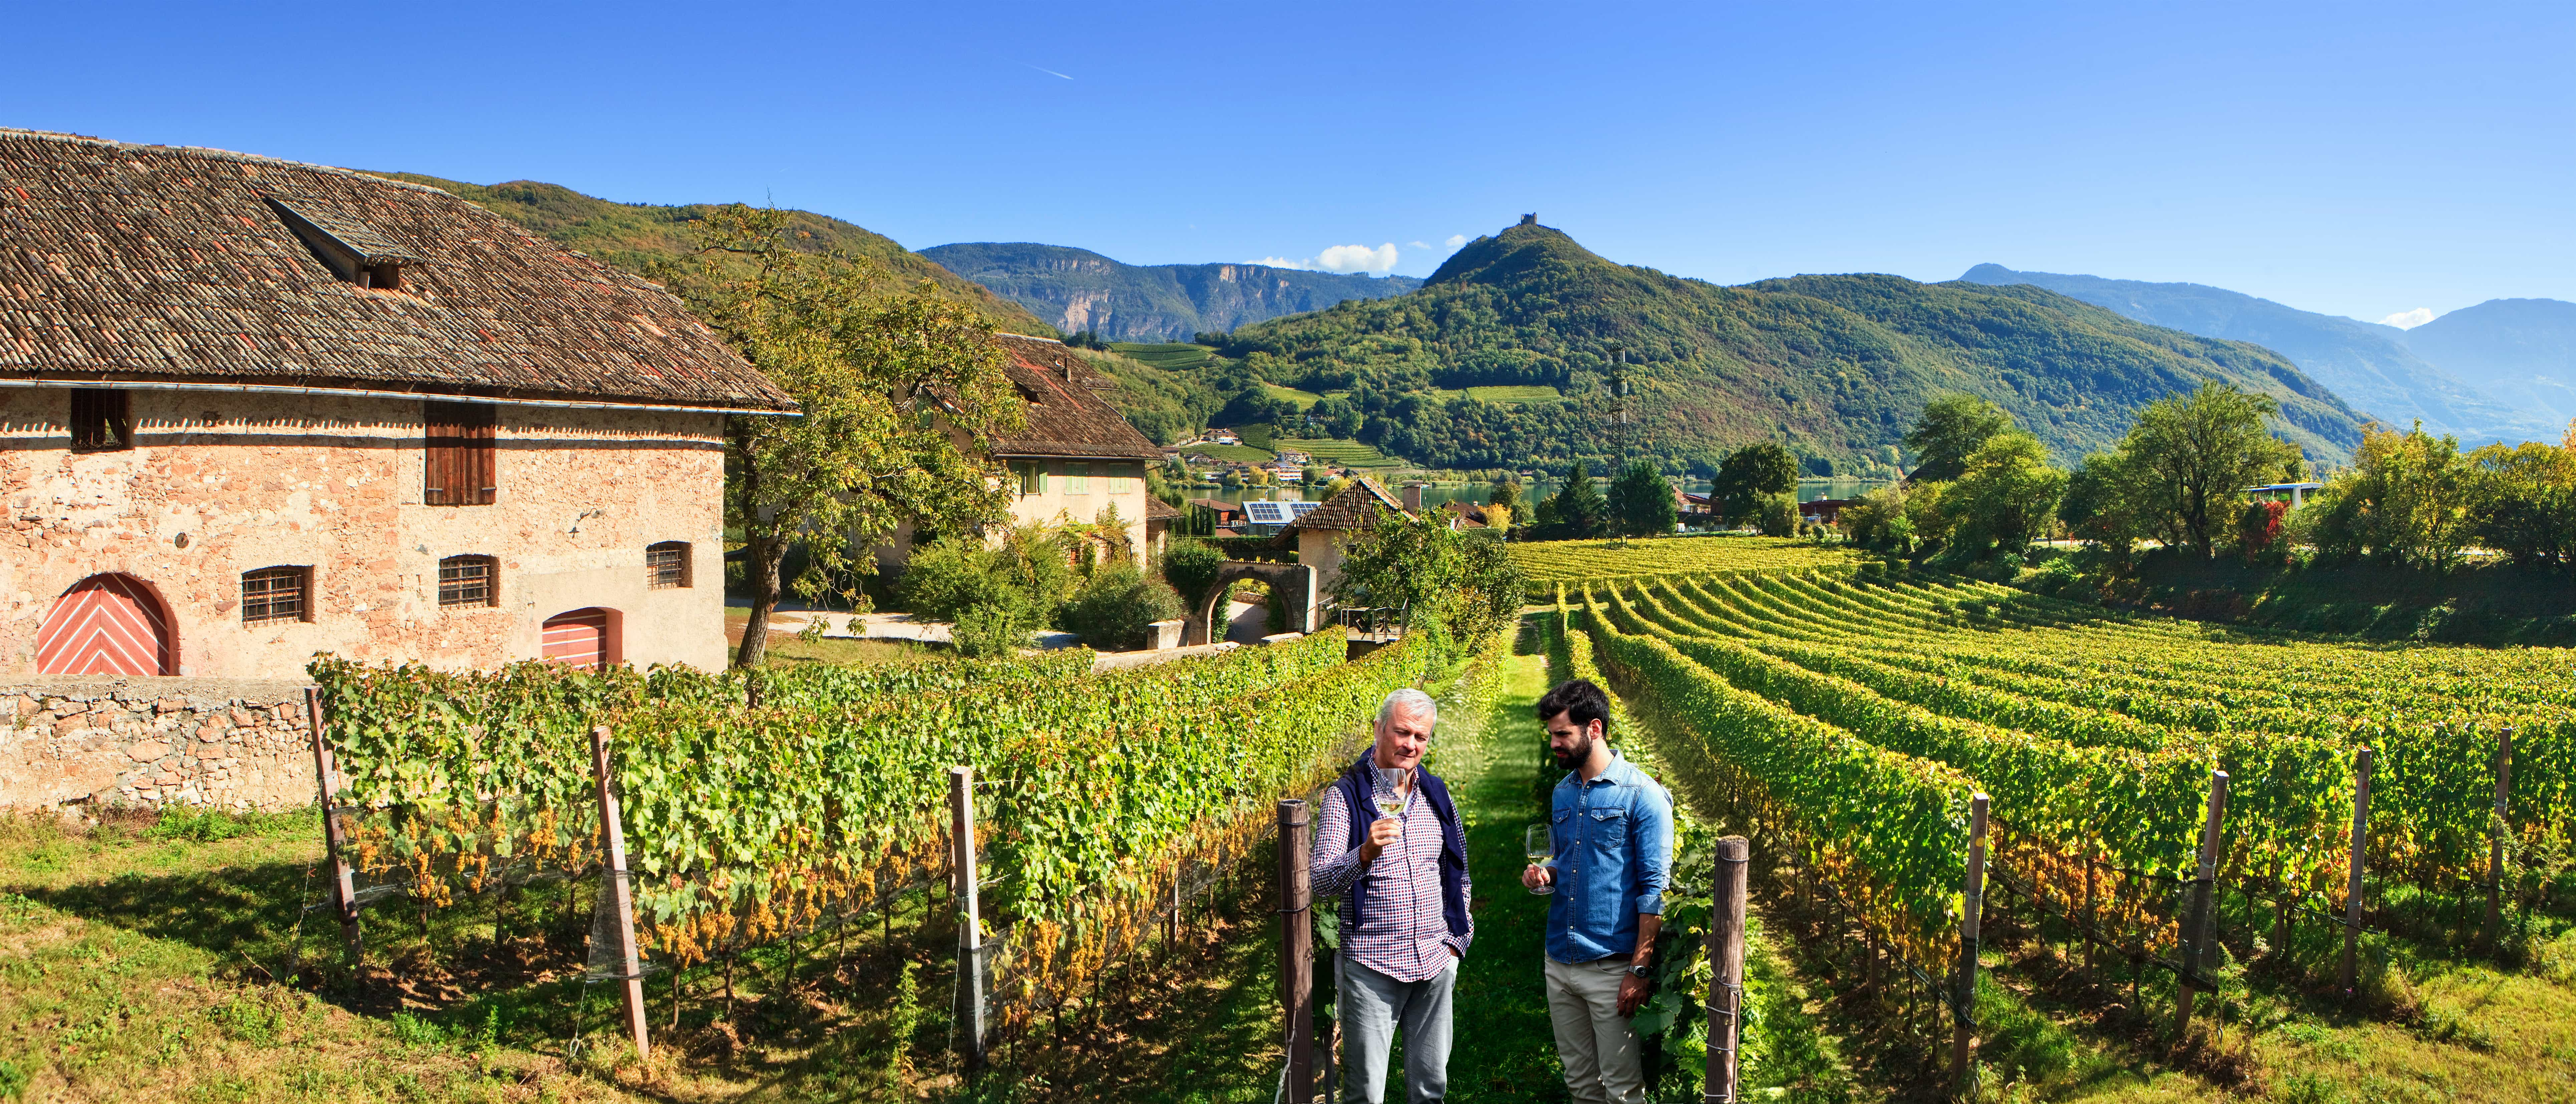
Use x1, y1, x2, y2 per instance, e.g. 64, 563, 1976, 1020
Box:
684, 205, 1022, 668
1754, 493, 1799, 537
1714, 442, 1797, 523
1608, 460, 1680, 537
1543, 460, 1611, 539
1331, 510, 1525, 646
2470, 437, 2576, 569
1838, 483, 1911, 550
2302, 423, 2475, 570
2108, 382, 2301, 559
1903, 393, 2011, 483
1488, 476, 1524, 512
1310, 396, 1364, 439
1942, 431, 2068, 555
1160, 537, 1228, 613
1057, 562, 1186, 650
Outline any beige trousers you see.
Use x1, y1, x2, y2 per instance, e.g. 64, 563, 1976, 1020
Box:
1543, 955, 1645, 1104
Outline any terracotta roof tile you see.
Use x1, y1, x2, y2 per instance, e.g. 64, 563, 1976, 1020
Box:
0, 129, 791, 410
987, 334, 1162, 460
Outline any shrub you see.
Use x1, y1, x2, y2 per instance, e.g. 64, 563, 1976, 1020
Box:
1057, 563, 1186, 650
898, 539, 1013, 622
952, 601, 1033, 658
1754, 493, 1799, 537
1161, 537, 1227, 613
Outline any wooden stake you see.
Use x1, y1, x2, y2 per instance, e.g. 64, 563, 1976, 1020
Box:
1951, 793, 1989, 1098
1706, 835, 1750, 1104
2083, 852, 2099, 974
949, 766, 986, 1069
2339, 747, 2374, 992
587, 725, 650, 1060
1277, 800, 1314, 1104
304, 687, 363, 964
2176, 770, 2229, 1039
2487, 728, 2513, 948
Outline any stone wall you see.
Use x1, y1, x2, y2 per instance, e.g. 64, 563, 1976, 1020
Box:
0, 675, 315, 810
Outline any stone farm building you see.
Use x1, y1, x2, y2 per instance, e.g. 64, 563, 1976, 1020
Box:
0, 129, 794, 680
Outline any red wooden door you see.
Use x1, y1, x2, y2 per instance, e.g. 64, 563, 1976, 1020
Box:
35, 574, 173, 675
541, 608, 610, 669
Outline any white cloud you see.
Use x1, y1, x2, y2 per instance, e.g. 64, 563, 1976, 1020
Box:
1317, 243, 1400, 274
1444, 234, 1467, 249
2379, 307, 2437, 329
1248, 243, 1401, 275
1409, 240, 1432, 249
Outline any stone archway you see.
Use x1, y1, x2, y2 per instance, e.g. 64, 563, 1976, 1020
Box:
1187, 562, 1318, 646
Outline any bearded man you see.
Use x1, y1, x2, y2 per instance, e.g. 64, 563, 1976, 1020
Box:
1520, 678, 1673, 1104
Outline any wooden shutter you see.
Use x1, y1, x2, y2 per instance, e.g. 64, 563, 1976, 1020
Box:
425, 402, 498, 505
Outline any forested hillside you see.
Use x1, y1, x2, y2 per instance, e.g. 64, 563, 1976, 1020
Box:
1959, 264, 2553, 446
1214, 221, 2370, 474
921, 242, 1420, 342
368, 173, 1054, 335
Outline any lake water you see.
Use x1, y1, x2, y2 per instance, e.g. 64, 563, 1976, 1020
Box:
1191, 477, 1885, 508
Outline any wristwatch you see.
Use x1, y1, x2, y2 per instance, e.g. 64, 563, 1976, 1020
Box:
1626, 962, 1654, 981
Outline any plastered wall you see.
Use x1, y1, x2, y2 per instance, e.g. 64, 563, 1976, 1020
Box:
0, 388, 730, 678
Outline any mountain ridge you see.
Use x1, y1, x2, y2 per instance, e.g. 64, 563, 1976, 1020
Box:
920, 241, 1420, 343
1216, 222, 2368, 472
2402, 297, 2576, 430
1958, 263, 2557, 445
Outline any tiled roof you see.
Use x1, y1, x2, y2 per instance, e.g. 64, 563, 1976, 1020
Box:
988, 334, 1163, 460
1286, 476, 1409, 533
0, 129, 792, 411
1442, 500, 1490, 526
1144, 495, 1181, 521
1189, 497, 1243, 516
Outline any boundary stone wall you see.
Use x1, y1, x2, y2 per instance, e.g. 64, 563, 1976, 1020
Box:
1, 676, 314, 811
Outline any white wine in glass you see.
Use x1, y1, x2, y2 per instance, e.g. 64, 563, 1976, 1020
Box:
1526, 825, 1554, 895
1373, 767, 1407, 839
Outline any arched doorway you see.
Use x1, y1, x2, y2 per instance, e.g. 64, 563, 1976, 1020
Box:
35, 573, 174, 676
1187, 562, 1317, 646
541, 607, 615, 669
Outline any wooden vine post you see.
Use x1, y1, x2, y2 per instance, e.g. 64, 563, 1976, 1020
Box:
1705, 835, 1749, 1104
2175, 770, 2229, 1038
2486, 728, 2513, 947
1277, 799, 1315, 1104
2339, 748, 2374, 992
587, 725, 650, 1059
303, 687, 363, 963
1951, 793, 1989, 1098
950, 766, 986, 1069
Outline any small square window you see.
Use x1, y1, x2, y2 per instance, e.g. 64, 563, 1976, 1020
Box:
71, 389, 134, 453
241, 567, 310, 624
438, 556, 496, 608
646, 542, 690, 590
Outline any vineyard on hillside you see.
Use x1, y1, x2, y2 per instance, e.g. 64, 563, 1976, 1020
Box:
1508, 536, 1860, 596
1558, 564, 2575, 1084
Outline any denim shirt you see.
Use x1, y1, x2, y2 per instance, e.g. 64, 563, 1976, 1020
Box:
1545, 750, 1674, 964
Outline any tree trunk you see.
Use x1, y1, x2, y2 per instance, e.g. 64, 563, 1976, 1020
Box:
735, 532, 789, 669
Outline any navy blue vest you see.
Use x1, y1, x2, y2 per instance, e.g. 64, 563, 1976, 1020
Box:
1331, 752, 1471, 939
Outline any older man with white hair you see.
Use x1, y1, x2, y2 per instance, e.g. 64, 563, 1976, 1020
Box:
1311, 686, 1474, 1103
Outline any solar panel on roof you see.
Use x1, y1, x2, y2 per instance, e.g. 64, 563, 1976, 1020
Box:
1244, 501, 1291, 524
1289, 501, 1322, 518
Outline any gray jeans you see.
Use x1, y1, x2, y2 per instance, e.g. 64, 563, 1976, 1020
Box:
1336, 953, 1457, 1103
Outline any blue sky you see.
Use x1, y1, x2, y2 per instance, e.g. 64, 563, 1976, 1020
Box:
8, 1, 2569, 326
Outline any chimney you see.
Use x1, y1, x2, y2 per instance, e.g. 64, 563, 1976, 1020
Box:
1402, 483, 1424, 513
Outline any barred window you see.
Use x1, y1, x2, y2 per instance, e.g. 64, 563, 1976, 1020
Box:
241, 567, 310, 624
438, 555, 496, 608
646, 542, 690, 590
71, 389, 134, 453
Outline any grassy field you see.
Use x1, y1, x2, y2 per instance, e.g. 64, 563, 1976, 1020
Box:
1107, 343, 1223, 371
1273, 438, 1400, 468
1261, 383, 1326, 410
1182, 443, 1277, 463
1461, 385, 1564, 404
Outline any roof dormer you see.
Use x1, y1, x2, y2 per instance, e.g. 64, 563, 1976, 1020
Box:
265, 194, 422, 290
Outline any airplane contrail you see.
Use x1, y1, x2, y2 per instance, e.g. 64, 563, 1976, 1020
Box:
1027, 64, 1073, 80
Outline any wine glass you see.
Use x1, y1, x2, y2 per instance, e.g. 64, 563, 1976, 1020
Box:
1526, 825, 1555, 895
1373, 766, 1408, 838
